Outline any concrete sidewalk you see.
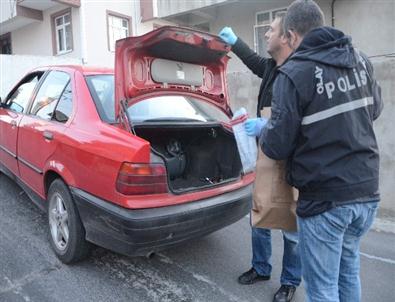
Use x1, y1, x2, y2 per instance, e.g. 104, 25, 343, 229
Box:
373, 209, 395, 234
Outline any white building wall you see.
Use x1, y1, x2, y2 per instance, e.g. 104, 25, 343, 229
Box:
207, 0, 394, 71
207, 0, 394, 217
334, 0, 395, 57
0, 54, 81, 99
370, 57, 395, 216
0, 0, 16, 23
82, 1, 134, 67
133, 0, 177, 35
11, 5, 82, 59
209, 0, 332, 73
137, 18, 178, 35
79, 0, 176, 66
157, 0, 229, 18
4, 1, 181, 67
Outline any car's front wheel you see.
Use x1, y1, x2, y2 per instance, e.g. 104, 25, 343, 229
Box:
48, 179, 91, 263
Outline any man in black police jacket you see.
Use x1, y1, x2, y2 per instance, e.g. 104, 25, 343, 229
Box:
259, 1, 383, 301
219, 12, 301, 302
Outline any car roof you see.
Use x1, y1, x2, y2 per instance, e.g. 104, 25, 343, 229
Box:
32, 65, 114, 75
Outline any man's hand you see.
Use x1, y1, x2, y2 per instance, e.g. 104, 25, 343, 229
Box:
245, 118, 268, 137
219, 27, 238, 45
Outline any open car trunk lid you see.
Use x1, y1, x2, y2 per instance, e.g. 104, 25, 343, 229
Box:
114, 26, 232, 121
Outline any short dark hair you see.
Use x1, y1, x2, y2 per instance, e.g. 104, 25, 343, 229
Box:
284, 0, 325, 37
274, 11, 286, 36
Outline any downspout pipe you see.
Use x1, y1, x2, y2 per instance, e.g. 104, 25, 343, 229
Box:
133, 0, 141, 36
79, 0, 88, 64
331, 0, 337, 27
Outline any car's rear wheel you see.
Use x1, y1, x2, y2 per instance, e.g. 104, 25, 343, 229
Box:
48, 179, 91, 263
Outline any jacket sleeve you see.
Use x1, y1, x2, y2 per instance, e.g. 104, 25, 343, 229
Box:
360, 52, 383, 120
259, 73, 302, 160
232, 38, 271, 78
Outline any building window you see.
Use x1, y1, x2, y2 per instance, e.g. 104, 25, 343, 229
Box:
0, 33, 12, 54
254, 8, 286, 56
52, 9, 73, 55
107, 11, 131, 52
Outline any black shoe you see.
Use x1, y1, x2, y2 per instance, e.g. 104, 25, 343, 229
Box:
237, 268, 270, 285
273, 285, 296, 302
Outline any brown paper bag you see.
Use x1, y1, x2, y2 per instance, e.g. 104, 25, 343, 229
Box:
251, 108, 298, 232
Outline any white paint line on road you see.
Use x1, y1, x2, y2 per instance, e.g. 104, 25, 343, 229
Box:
92, 254, 190, 302
360, 252, 395, 265
192, 273, 249, 302
157, 253, 258, 302
0, 265, 60, 296
3, 276, 32, 301
192, 273, 238, 301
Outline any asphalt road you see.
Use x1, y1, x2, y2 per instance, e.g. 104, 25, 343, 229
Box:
1, 173, 394, 302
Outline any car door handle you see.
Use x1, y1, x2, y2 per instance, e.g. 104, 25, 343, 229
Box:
43, 131, 54, 141
10, 120, 17, 128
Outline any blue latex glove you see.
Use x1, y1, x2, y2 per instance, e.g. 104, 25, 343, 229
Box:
245, 117, 268, 137
218, 27, 238, 45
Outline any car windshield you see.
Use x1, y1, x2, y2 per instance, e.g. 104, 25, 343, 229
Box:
86, 75, 230, 124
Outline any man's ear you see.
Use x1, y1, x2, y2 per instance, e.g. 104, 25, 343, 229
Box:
284, 30, 296, 50
287, 30, 299, 50
281, 33, 290, 47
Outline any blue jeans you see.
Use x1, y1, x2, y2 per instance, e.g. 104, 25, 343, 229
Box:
297, 201, 379, 302
251, 227, 301, 287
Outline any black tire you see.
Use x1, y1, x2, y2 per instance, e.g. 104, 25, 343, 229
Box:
47, 179, 91, 263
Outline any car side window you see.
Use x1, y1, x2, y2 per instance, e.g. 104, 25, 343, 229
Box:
85, 75, 114, 122
53, 81, 73, 123
6, 73, 43, 113
30, 71, 70, 120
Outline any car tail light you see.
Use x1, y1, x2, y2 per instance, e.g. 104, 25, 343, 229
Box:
116, 163, 168, 195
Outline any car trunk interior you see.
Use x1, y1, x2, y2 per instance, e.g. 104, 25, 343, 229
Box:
134, 124, 242, 193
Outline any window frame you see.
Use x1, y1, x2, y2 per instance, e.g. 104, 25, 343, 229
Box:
52, 80, 73, 124
85, 74, 115, 123
28, 70, 71, 122
51, 8, 73, 56
5, 71, 46, 114
253, 7, 287, 56
106, 10, 132, 52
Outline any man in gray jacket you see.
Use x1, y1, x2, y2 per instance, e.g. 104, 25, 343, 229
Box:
219, 11, 301, 302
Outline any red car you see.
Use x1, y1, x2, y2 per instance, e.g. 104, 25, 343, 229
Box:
0, 26, 254, 263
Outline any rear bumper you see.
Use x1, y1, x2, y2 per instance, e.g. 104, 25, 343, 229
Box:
71, 185, 252, 257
